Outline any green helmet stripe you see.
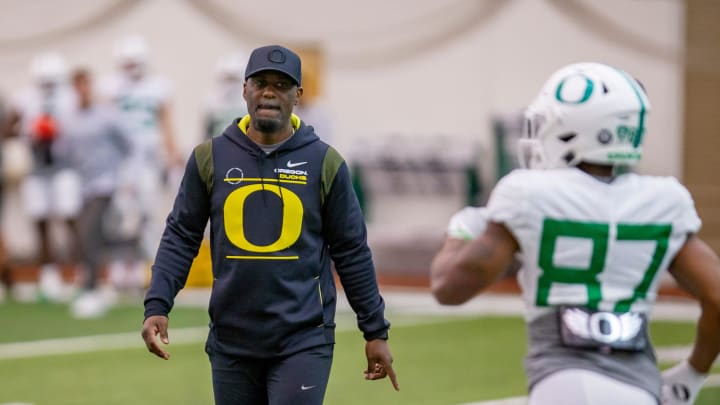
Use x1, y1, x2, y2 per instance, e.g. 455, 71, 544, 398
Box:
616, 69, 647, 148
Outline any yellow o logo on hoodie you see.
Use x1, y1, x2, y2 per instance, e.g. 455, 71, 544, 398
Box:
223, 184, 304, 252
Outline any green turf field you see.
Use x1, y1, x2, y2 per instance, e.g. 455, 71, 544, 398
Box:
0, 301, 718, 404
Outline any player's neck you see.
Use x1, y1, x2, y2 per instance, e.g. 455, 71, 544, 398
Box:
577, 162, 614, 177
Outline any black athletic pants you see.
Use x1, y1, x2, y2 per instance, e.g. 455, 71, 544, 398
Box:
207, 336, 334, 405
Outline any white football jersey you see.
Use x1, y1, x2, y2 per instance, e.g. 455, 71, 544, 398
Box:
204, 83, 247, 139
487, 168, 700, 321
12, 85, 77, 140
99, 74, 171, 152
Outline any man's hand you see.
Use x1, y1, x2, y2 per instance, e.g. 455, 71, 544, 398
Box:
364, 339, 399, 391
141, 315, 171, 360
661, 360, 707, 404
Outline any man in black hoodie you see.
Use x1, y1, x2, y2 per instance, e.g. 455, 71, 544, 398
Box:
141, 45, 398, 404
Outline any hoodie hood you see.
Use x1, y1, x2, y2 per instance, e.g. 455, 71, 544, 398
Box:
222, 113, 319, 157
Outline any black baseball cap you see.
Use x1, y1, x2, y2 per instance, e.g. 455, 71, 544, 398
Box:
244, 45, 302, 86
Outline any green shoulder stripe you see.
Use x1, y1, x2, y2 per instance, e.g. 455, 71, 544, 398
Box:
321, 146, 344, 206
194, 140, 214, 194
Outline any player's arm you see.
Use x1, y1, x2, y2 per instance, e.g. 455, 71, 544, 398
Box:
668, 235, 720, 372
662, 235, 720, 403
429, 206, 485, 303
157, 102, 181, 166
2, 109, 21, 139
431, 221, 518, 305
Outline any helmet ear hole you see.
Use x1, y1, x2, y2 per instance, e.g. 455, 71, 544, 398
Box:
558, 133, 577, 143
602, 82, 609, 94
563, 152, 576, 164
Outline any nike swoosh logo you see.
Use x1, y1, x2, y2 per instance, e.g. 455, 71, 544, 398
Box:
300, 385, 316, 391
287, 161, 308, 168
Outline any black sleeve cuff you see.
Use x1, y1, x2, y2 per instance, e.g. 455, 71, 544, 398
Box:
364, 328, 389, 341
143, 298, 170, 320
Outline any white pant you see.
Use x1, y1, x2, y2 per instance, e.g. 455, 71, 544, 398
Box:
110, 156, 167, 256
529, 369, 657, 405
21, 169, 82, 220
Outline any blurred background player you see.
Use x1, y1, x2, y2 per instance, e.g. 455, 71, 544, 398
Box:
4, 51, 82, 302
202, 51, 248, 140
0, 89, 9, 302
99, 35, 180, 291
61, 68, 132, 318
293, 45, 333, 144
431, 62, 720, 405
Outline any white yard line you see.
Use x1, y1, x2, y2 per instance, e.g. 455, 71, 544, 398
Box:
458, 396, 528, 405
0, 291, 704, 361
656, 345, 693, 363
0, 314, 703, 362
177, 289, 701, 321
379, 290, 701, 321
0, 327, 207, 360
0, 315, 458, 360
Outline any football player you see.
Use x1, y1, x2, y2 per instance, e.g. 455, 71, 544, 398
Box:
99, 35, 180, 288
431, 62, 720, 405
203, 52, 248, 140
5, 52, 82, 302
100, 35, 178, 166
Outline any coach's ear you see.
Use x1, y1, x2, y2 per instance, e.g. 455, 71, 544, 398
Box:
295, 86, 304, 105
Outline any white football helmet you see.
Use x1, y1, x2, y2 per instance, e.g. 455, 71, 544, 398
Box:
114, 35, 149, 79
31, 52, 69, 86
519, 62, 650, 169
216, 52, 246, 81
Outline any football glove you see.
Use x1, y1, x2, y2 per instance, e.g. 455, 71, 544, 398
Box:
446, 206, 489, 241
661, 360, 707, 405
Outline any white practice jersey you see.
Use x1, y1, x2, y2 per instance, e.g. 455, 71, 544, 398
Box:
487, 168, 700, 321
99, 74, 170, 154
204, 85, 247, 139
12, 85, 76, 141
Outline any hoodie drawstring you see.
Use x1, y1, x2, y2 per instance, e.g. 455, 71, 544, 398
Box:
273, 153, 285, 205
255, 152, 285, 207
255, 156, 268, 206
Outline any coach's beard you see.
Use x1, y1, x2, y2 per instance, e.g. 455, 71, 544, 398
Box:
253, 117, 282, 134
